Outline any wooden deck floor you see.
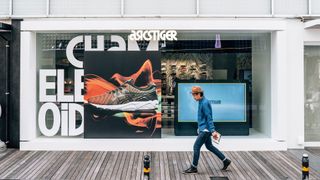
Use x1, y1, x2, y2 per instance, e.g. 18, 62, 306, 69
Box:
0, 149, 320, 180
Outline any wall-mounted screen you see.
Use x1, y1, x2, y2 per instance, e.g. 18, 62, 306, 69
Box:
177, 83, 246, 123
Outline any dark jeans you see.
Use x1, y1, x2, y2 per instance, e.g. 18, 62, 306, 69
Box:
192, 131, 226, 168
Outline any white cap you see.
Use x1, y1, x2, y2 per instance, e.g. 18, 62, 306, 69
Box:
303, 153, 308, 158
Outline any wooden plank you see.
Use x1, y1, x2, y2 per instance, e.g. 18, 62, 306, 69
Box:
172, 152, 183, 180
2, 150, 320, 179
114, 152, 128, 180
84, 151, 105, 180
51, 151, 79, 179
166, 152, 177, 180
228, 151, 252, 180
21, 151, 59, 179
94, 151, 112, 180
6, 151, 48, 179
130, 152, 140, 180
197, 152, 214, 180
240, 151, 270, 180
104, 151, 120, 180
204, 151, 226, 178
119, 152, 131, 180
42, 151, 73, 179
0, 151, 32, 174
61, 151, 87, 180
234, 151, 261, 180
246, 151, 277, 179
159, 152, 166, 180
0, 149, 17, 161
74, 152, 98, 180
71, 152, 99, 180
37, 151, 69, 179
124, 152, 136, 180
264, 151, 297, 179
250, 151, 284, 179
2, 151, 44, 179
66, 151, 90, 180
79, 151, 100, 180
162, 152, 171, 180
135, 151, 144, 180
0, 151, 31, 176
88, 151, 108, 180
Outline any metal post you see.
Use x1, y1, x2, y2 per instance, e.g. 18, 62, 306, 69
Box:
144, 155, 151, 180
302, 153, 309, 180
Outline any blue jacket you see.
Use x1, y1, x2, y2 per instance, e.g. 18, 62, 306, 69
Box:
198, 97, 215, 133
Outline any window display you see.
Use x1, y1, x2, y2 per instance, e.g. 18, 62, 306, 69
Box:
177, 82, 247, 122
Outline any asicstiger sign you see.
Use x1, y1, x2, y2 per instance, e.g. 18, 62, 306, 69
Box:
129, 30, 177, 41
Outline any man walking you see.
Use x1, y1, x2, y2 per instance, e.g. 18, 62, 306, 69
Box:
183, 86, 231, 174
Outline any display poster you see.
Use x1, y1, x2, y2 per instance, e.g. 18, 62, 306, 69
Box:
84, 52, 161, 138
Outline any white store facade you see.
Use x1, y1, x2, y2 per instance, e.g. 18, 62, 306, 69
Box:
0, 0, 320, 151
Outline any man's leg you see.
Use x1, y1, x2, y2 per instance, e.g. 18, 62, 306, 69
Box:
192, 131, 209, 168
205, 135, 231, 170
204, 136, 225, 161
183, 131, 208, 174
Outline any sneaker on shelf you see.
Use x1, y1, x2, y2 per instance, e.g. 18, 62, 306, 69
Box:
199, 72, 207, 80
88, 79, 158, 111
170, 64, 177, 72
199, 64, 207, 71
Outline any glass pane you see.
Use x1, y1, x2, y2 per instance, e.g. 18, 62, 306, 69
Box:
304, 46, 320, 142
37, 33, 85, 137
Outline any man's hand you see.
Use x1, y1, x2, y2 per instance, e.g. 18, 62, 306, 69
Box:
212, 131, 219, 140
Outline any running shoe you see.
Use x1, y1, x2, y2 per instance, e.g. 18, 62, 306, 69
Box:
88, 79, 158, 111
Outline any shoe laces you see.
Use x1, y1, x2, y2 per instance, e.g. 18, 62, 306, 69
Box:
108, 82, 130, 94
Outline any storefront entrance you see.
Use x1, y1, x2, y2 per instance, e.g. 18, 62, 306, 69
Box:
0, 23, 11, 146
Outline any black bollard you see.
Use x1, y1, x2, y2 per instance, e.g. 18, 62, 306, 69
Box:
144, 155, 151, 179
302, 153, 309, 180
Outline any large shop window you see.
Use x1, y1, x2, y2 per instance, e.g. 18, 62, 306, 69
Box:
36, 32, 271, 138
304, 46, 320, 142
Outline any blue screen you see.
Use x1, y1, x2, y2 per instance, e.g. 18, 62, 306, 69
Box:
177, 83, 246, 122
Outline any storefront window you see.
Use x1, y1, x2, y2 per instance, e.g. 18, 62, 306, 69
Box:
304, 46, 320, 142
36, 32, 271, 138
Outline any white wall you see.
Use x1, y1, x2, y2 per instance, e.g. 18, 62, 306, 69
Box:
252, 33, 271, 137
304, 29, 320, 43
1, 0, 319, 18
286, 20, 305, 148
200, 0, 270, 15
20, 32, 38, 141
0, 0, 9, 15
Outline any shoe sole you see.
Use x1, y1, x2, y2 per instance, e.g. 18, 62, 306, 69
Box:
90, 100, 158, 111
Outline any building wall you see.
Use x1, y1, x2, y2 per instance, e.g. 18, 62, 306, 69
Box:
0, 0, 320, 18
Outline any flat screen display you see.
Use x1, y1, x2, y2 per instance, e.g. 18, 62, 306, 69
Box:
177, 83, 246, 122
